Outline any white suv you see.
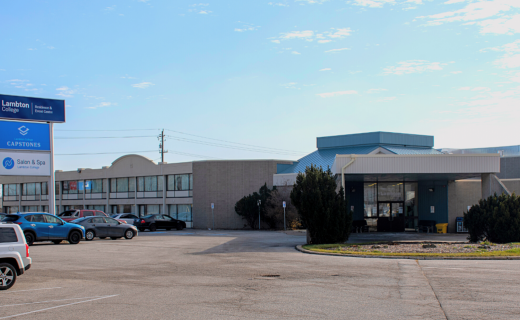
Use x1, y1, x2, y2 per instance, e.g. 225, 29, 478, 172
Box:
0, 224, 32, 290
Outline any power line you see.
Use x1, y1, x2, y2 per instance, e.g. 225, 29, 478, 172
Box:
55, 150, 220, 159
164, 129, 305, 153
55, 135, 156, 139
55, 129, 158, 132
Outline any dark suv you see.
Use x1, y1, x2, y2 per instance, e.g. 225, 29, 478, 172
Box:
58, 210, 108, 223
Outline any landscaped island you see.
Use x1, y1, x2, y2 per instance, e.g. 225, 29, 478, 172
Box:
303, 242, 520, 258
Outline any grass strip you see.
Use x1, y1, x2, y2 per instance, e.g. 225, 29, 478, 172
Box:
303, 244, 520, 258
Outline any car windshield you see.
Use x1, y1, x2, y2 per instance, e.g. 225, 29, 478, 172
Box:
71, 217, 88, 223
2, 215, 19, 222
110, 214, 120, 218
58, 210, 77, 217
142, 215, 154, 219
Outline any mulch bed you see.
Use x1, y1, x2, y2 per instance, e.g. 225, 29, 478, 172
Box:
335, 242, 520, 254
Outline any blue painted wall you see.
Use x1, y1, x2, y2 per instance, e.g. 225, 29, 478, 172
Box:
417, 181, 448, 223
317, 131, 434, 149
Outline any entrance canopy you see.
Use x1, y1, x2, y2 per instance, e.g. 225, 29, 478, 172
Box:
332, 154, 500, 185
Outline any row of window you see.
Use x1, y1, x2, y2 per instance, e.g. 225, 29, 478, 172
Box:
3, 204, 193, 223
3, 183, 49, 196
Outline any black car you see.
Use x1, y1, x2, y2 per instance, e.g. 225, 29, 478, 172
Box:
136, 214, 186, 232
71, 217, 138, 241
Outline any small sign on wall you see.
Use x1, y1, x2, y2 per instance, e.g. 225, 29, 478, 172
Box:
430, 206, 435, 213
351, 206, 354, 211
467, 206, 471, 211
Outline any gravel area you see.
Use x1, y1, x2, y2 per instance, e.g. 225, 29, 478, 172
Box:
334, 242, 520, 254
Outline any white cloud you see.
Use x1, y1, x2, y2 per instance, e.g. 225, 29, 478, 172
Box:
132, 82, 155, 89
291, 51, 301, 54
383, 60, 447, 75
88, 102, 115, 109
377, 96, 397, 102
268, 2, 289, 6
275, 28, 352, 43
280, 82, 298, 89
317, 90, 357, 98
295, 0, 328, 4
451, 71, 463, 74
482, 40, 520, 69
271, 40, 280, 44
105, 5, 116, 11
54, 86, 76, 97
418, 0, 520, 35
324, 47, 351, 53
235, 23, 260, 32
352, 0, 396, 8
320, 68, 332, 71
366, 88, 388, 93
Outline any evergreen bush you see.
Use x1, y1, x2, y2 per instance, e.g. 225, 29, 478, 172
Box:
290, 165, 353, 244
464, 193, 520, 243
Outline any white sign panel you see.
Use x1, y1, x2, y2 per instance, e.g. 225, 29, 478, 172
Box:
211, 203, 214, 209
0, 151, 51, 176
283, 201, 286, 208
430, 206, 435, 213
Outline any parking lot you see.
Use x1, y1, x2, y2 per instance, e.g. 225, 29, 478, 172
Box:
2, 230, 520, 319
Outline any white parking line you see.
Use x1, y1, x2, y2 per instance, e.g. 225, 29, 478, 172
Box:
423, 267, 519, 272
0, 296, 108, 308
6, 287, 62, 293
0, 295, 118, 319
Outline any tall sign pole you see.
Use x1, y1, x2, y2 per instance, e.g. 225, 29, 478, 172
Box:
257, 199, 261, 230
49, 123, 55, 215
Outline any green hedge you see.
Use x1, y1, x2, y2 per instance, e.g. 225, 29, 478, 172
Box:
464, 193, 520, 243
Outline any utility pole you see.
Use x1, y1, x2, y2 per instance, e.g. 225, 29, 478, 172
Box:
158, 129, 168, 162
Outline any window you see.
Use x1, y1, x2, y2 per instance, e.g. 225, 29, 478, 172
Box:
27, 214, 45, 223
122, 214, 138, 220
41, 182, 48, 195
85, 179, 104, 193
86, 205, 106, 212
55, 182, 60, 195
105, 218, 119, 225
92, 217, 105, 223
62, 181, 79, 194
83, 211, 94, 217
111, 205, 132, 214
110, 178, 135, 193
59, 210, 78, 217
137, 176, 163, 192
138, 205, 162, 217
22, 206, 38, 212
167, 174, 192, 191
0, 228, 18, 243
3, 184, 18, 197
94, 212, 106, 216
168, 204, 192, 222
364, 183, 377, 218
378, 183, 404, 202
44, 215, 61, 224
41, 206, 49, 213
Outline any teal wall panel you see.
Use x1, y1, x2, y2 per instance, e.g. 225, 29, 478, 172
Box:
418, 181, 448, 223
344, 181, 365, 221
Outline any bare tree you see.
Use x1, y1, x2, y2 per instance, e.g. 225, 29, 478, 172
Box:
265, 187, 301, 230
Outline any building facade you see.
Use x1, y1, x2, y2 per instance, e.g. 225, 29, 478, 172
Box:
2, 131, 519, 232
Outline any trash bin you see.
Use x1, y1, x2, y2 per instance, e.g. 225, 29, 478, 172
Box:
436, 223, 448, 234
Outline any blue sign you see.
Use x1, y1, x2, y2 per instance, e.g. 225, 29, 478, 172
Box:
0, 120, 50, 151
0, 94, 65, 123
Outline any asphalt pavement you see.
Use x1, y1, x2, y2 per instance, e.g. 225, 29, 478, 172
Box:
1, 230, 519, 319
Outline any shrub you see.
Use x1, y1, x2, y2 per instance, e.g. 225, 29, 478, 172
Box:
290, 165, 353, 244
235, 183, 276, 229
464, 193, 520, 243
265, 187, 301, 230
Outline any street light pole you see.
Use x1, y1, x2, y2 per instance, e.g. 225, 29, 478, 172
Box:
257, 199, 261, 230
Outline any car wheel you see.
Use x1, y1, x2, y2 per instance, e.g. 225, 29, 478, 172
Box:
0, 263, 17, 290
138, 228, 145, 232
110, 237, 120, 240
99, 237, 107, 239
176, 224, 184, 231
68, 231, 81, 244
124, 229, 134, 240
24, 232, 35, 246
85, 230, 95, 241
149, 224, 157, 232
52, 240, 62, 245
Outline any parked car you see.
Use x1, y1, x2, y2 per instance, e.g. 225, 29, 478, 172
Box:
136, 214, 186, 232
71, 217, 138, 241
0, 224, 32, 290
58, 210, 108, 223
3, 213, 85, 245
110, 213, 140, 225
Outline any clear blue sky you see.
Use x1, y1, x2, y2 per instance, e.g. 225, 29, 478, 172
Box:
1, 0, 519, 171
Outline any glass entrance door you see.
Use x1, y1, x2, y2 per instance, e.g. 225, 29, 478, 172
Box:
378, 202, 403, 218
377, 202, 405, 232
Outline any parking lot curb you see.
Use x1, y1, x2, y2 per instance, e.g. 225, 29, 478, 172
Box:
295, 245, 520, 260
